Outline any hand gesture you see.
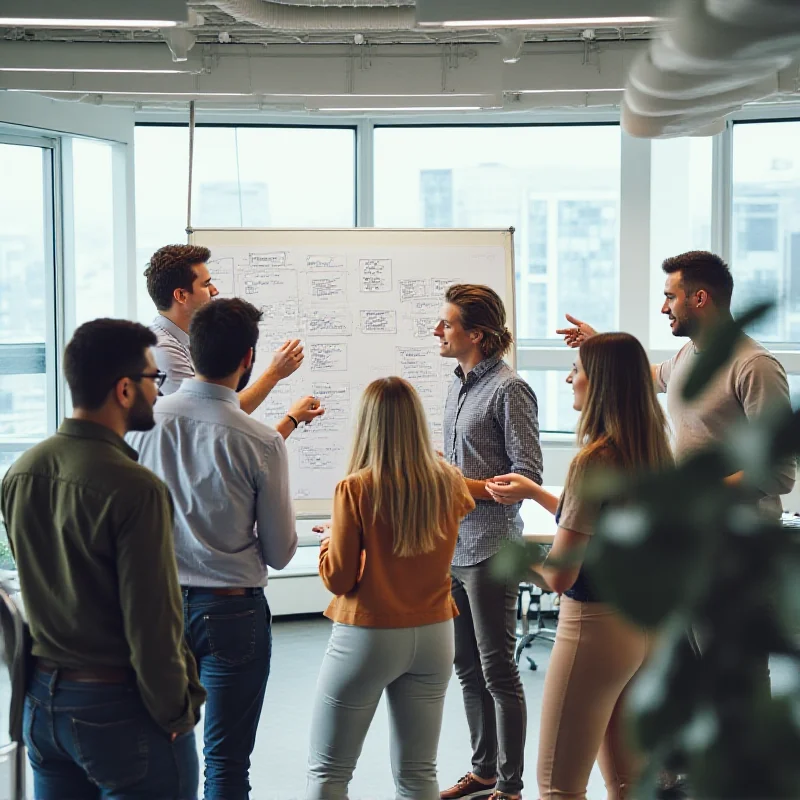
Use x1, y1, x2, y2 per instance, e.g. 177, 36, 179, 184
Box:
288, 395, 326, 425
269, 339, 304, 380
485, 473, 536, 504
555, 315, 597, 349
313, 521, 331, 546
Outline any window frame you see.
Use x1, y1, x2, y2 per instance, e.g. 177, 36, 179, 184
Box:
0, 131, 61, 453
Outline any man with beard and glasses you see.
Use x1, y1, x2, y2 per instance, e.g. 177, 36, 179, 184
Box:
1, 319, 205, 800
129, 298, 310, 800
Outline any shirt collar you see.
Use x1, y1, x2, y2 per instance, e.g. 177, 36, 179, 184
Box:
152, 314, 190, 349
58, 419, 139, 461
454, 355, 502, 384
176, 378, 241, 408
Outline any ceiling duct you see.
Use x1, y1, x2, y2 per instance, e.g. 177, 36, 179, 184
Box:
623, 0, 800, 137
195, 0, 416, 31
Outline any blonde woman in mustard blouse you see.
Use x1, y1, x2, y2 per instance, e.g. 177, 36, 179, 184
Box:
305, 376, 475, 800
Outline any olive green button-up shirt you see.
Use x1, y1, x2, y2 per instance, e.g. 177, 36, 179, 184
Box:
1, 419, 205, 734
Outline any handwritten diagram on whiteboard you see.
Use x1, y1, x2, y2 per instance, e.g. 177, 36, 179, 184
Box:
192, 229, 514, 513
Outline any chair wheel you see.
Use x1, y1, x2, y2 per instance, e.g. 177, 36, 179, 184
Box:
527, 657, 538, 671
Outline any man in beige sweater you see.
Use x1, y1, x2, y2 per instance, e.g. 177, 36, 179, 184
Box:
559, 250, 795, 515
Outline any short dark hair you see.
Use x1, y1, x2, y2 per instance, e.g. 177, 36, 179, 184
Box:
445, 283, 513, 358
144, 244, 211, 311
662, 251, 734, 310
189, 298, 262, 380
64, 319, 157, 410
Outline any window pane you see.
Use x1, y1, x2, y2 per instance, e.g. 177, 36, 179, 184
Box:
134, 126, 356, 322
374, 126, 621, 341
650, 137, 713, 349
732, 121, 800, 343
518, 369, 579, 434
73, 138, 115, 326
0, 143, 52, 455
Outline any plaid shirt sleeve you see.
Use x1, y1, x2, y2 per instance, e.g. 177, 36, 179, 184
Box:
494, 377, 543, 485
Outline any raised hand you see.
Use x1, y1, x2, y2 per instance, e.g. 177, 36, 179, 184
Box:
269, 339, 304, 380
555, 314, 597, 348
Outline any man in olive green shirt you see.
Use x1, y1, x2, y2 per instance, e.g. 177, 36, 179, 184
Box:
1, 318, 205, 800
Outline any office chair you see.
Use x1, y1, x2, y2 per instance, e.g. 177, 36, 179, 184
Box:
515, 581, 558, 671
0, 587, 28, 800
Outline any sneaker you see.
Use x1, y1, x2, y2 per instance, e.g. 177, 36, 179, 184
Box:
440, 772, 497, 799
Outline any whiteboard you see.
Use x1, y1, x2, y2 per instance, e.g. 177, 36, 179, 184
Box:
189, 228, 516, 516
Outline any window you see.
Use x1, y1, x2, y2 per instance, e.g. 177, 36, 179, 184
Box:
134, 125, 357, 322
519, 370, 580, 434
650, 137, 713, 349
732, 121, 800, 343
71, 138, 116, 327
0, 141, 56, 470
374, 125, 621, 343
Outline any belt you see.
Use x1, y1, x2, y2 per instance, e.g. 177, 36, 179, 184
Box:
35, 658, 135, 684
181, 587, 262, 596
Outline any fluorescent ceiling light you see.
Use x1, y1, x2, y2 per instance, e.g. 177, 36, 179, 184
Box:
511, 87, 623, 94
0, 67, 190, 74
416, 0, 667, 28
316, 106, 494, 112
0, 18, 178, 27
435, 16, 658, 27
7, 89, 250, 97
268, 93, 491, 99
0, 0, 187, 28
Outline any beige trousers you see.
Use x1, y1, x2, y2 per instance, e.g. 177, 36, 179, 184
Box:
537, 597, 652, 800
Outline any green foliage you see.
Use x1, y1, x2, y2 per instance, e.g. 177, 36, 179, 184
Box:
500, 301, 800, 798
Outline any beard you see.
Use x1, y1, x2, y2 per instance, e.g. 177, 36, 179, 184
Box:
127, 385, 156, 432
236, 366, 254, 394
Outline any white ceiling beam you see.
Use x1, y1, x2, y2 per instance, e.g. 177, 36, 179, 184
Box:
0, 41, 645, 101
0, 41, 202, 73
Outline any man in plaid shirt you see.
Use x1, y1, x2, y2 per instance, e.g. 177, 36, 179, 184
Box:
435, 284, 543, 800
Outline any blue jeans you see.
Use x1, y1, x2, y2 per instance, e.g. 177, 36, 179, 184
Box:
23, 669, 199, 799
183, 588, 272, 800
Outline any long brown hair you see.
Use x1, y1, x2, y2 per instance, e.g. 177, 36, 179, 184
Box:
347, 377, 463, 557
445, 283, 513, 358
565, 332, 672, 492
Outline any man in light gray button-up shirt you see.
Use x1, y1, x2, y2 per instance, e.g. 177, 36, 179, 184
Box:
145, 243, 313, 422
129, 298, 314, 799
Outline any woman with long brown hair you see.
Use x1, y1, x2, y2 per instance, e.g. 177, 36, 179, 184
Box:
486, 332, 672, 800
306, 377, 475, 800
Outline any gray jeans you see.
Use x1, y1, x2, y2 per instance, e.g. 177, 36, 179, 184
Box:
451, 552, 527, 795
306, 619, 455, 800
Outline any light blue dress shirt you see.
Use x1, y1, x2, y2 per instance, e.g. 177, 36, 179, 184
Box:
128, 379, 298, 588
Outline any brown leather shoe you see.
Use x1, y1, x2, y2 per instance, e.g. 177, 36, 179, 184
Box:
440, 773, 497, 799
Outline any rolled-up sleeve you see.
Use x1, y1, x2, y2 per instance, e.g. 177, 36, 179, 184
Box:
319, 480, 363, 596
496, 378, 543, 485
255, 435, 298, 570
116, 484, 205, 734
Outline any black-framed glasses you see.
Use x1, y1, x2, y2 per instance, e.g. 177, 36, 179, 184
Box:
129, 370, 167, 389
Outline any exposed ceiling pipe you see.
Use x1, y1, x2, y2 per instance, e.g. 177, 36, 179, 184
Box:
194, 0, 417, 31
622, 0, 800, 137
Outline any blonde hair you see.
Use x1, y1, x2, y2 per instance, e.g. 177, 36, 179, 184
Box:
565, 332, 673, 493
348, 377, 462, 557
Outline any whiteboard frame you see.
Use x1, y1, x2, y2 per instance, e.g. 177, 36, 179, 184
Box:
188, 226, 516, 517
